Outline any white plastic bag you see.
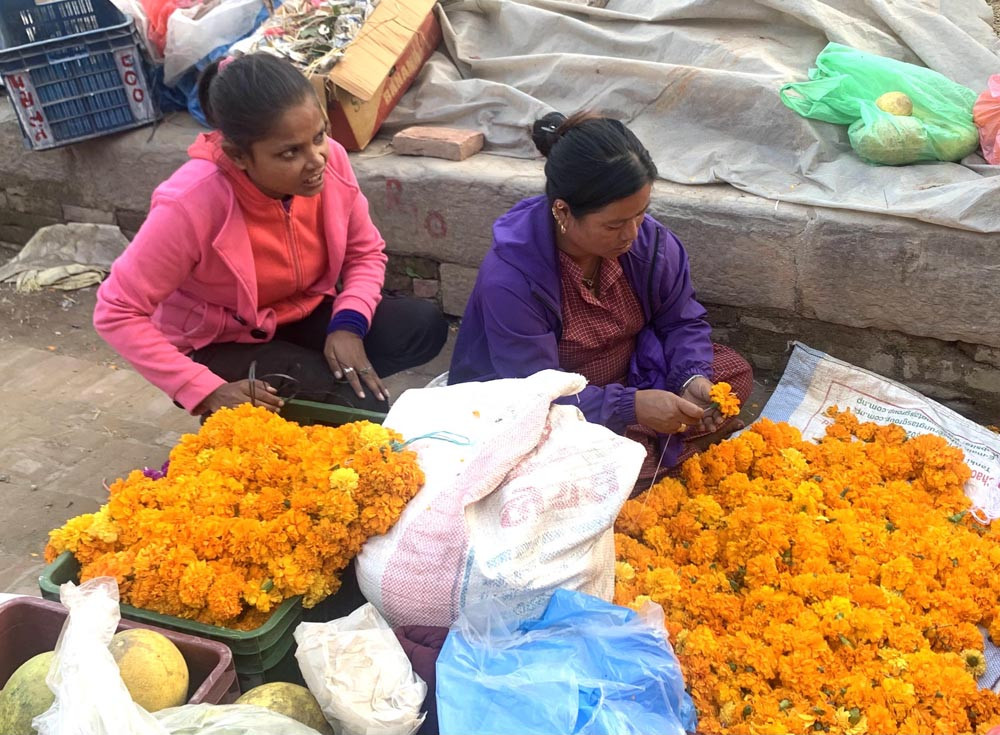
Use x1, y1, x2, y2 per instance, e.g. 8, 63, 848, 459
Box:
163, 0, 264, 85
294, 604, 426, 735
33, 578, 168, 735
356, 370, 646, 627
154, 703, 323, 734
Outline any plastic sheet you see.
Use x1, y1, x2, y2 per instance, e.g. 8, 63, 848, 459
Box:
974, 75, 1000, 165
154, 703, 322, 734
33, 578, 167, 735
384, 0, 1000, 232
435, 589, 697, 735
781, 43, 979, 165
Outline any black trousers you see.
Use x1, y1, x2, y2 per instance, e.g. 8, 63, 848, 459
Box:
191, 295, 448, 413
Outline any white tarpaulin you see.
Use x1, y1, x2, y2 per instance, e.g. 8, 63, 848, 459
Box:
385, 0, 1000, 232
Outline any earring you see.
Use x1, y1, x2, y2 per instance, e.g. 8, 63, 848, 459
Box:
552, 207, 566, 234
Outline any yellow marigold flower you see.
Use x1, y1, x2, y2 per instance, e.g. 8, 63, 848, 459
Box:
615, 561, 636, 582
962, 648, 988, 680
709, 382, 741, 418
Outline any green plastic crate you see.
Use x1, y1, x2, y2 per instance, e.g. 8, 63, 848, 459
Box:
281, 398, 386, 427
40, 551, 302, 690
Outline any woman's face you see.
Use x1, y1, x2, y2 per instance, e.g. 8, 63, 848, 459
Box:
554, 183, 652, 259
227, 97, 329, 199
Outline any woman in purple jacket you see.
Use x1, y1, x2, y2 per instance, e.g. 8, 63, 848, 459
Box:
449, 111, 753, 480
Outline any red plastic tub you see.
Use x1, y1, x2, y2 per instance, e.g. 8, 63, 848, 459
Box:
0, 596, 240, 704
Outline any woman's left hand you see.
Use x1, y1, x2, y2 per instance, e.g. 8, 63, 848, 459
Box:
681, 376, 727, 434
324, 330, 388, 402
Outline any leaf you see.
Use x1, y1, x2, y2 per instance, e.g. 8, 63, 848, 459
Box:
779, 699, 793, 711
405, 267, 421, 278
839, 634, 855, 649
848, 707, 862, 726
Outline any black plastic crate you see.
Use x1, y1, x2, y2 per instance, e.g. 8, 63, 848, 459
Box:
0, 0, 158, 150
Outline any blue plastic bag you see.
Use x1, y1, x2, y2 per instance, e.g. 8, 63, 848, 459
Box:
436, 589, 697, 735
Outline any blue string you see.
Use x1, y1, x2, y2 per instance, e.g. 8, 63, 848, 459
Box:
391, 431, 472, 451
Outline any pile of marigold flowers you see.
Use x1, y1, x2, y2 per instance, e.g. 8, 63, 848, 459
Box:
46, 405, 423, 629
616, 408, 1000, 735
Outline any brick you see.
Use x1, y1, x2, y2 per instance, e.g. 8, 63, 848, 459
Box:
440, 263, 478, 316
4, 186, 62, 218
863, 352, 895, 378
383, 271, 412, 292
0, 241, 18, 260
115, 209, 148, 238
392, 127, 485, 161
0, 216, 60, 245
413, 278, 439, 299
386, 254, 438, 279
63, 204, 115, 225
966, 368, 1000, 394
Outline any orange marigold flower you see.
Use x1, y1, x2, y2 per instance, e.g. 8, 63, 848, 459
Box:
45, 406, 424, 629
709, 382, 741, 418
615, 409, 1000, 733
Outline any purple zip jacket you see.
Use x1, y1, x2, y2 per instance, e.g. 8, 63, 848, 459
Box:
450, 196, 714, 465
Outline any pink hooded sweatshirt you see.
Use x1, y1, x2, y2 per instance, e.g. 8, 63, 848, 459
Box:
93, 133, 387, 412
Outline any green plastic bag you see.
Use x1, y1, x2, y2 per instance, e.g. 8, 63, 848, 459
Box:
780, 43, 979, 165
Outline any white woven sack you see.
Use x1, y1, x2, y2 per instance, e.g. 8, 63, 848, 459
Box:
356, 370, 646, 626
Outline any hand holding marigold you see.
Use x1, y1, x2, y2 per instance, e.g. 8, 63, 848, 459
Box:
708, 381, 741, 418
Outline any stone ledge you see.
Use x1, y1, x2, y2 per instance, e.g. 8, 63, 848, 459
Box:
1, 100, 998, 352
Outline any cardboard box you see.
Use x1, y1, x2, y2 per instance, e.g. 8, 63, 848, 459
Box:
312, 0, 441, 151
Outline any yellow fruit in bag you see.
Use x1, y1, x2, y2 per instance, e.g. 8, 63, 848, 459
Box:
0, 651, 55, 735
236, 683, 333, 735
849, 115, 929, 165
109, 628, 188, 712
875, 91, 913, 116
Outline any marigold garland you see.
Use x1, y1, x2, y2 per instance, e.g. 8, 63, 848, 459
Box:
615, 408, 1000, 735
710, 381, 741, 418
46, 405, 424, 629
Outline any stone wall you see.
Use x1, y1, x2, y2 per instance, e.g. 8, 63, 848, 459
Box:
2, 102, 998, 425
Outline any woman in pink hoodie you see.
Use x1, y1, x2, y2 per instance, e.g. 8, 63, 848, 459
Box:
94, 54, 447, 416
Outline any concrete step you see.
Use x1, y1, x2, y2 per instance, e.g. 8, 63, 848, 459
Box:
1, 102, 997, 422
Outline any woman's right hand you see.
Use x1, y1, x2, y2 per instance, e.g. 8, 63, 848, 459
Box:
635, 389, 705, 435
197, 380, 284, 415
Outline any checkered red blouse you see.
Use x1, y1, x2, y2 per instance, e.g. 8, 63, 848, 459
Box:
556, 251, 645, 385
556, 250, 753, 485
